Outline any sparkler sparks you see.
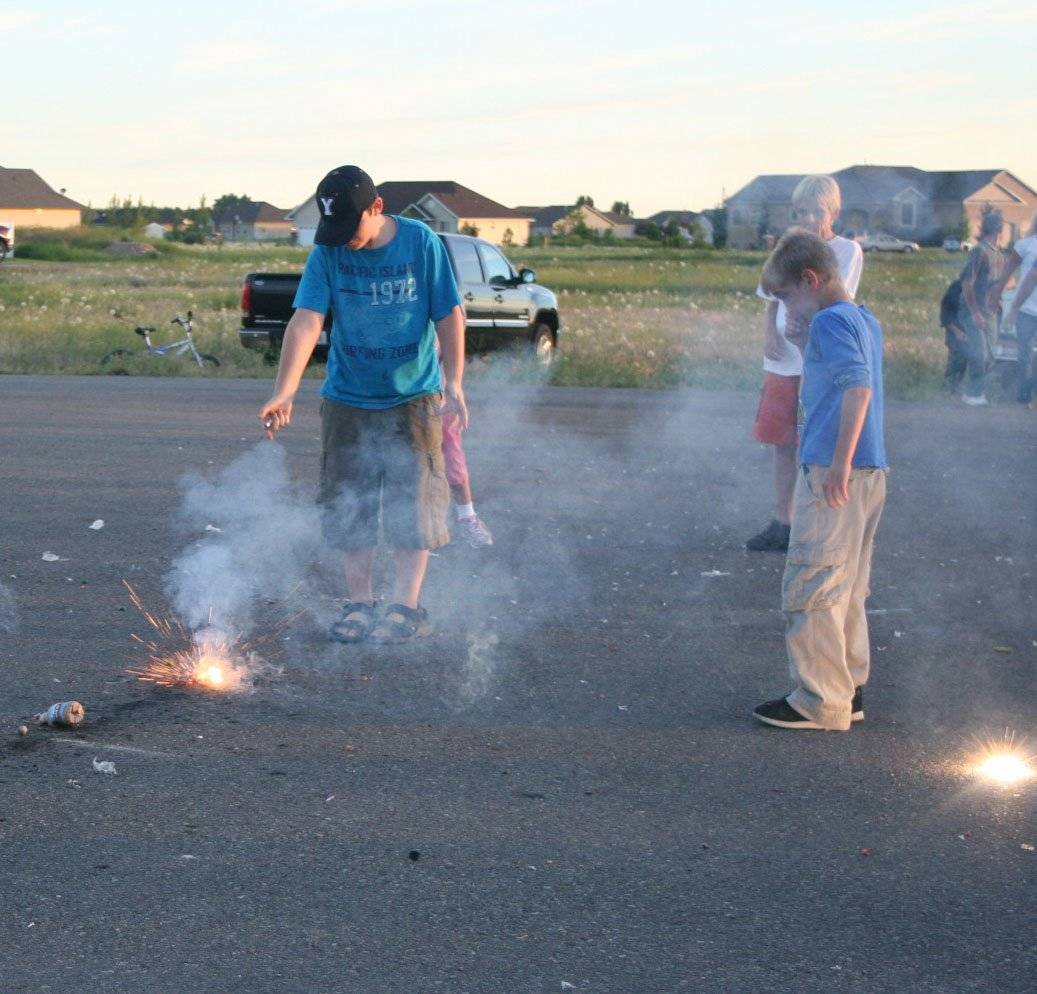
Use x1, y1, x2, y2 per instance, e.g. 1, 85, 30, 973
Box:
124, 582, 252, 692
969, 731, 1035, 786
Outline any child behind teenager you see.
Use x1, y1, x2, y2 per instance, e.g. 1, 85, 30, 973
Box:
752, 231, 887, 731
441, 408, 494, 547
747, 176, 864, 553
939, 278, 968, 392
434, 346, 493, 547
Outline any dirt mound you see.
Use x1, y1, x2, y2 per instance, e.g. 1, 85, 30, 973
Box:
106, 241, 158, 257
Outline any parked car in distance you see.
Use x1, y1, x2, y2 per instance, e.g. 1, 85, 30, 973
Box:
0, 221, 14, 261
860, 232, 920, 253
942, 237, 974, 252
239, 232, 561, 364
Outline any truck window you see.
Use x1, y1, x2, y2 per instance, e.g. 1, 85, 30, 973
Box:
477, 243, 513, 284
450, 239, 484, 285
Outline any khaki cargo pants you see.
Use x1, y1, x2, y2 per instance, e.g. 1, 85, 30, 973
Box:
782, 464, 887, 730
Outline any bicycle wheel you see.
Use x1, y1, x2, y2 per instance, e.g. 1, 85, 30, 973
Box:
198, 353, 220, 367
101, 348, 135, 366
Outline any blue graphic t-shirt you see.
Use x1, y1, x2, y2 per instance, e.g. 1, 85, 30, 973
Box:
293, 216, 461, 409
800, 302, 887, 469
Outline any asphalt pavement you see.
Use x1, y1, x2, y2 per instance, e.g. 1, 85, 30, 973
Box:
0, 375, 1034, 993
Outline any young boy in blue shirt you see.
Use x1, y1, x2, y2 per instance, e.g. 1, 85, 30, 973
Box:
260, 165, 467, 644
752, 231, 888, 731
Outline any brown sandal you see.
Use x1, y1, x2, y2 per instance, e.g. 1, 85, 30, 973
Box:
330, 601, 377, 643
370, 603, 432, 643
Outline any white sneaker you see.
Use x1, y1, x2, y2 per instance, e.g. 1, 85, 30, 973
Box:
456, 514, 494, 547
962, 394, 989, 406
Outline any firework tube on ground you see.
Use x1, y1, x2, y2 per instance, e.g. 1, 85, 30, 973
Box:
34, 700, 86, 727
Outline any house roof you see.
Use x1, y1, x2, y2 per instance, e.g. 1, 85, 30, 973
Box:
0, 167, 85, 210
728, 165, 1022, 207
380, 181, 529, 219
928, 169, 1004, 202
517, 205, 575, 226
648, 210, 705, 226
726, 174, 804, 205
214, 200, 291, 225
829, 165, 931, 205
599, 210, 635, 226
518, 204, 633, 228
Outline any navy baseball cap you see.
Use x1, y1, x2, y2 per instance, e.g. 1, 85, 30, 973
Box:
314, 165, 378, 245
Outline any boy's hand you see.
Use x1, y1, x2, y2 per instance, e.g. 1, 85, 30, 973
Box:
441, 383, 469, 431
259, 395, 293, 439
784, 314, 808, 350
822, 463, 852, 508
764, 328, 785, 361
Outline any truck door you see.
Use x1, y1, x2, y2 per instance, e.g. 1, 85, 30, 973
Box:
477, 242, 531, 336
448, 238, 493, 349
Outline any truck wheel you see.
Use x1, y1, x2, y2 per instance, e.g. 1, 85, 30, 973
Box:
531, 323, 555, 365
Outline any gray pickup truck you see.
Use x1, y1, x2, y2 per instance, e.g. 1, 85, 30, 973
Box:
239, 231, 561, 363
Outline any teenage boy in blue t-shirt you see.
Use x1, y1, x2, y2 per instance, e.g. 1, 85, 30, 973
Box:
752, 231, 888, 731
260, 165, 466, 644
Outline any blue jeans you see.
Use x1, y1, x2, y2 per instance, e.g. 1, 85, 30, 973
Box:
1016, 313, 1037, 404
957, 303, 993, 398
944, 328, 968, 391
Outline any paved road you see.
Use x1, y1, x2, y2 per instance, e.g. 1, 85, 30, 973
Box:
1, 375, 1034, 993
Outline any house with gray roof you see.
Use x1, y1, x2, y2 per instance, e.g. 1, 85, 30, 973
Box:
647, 210, 715, 245
518, 204, 636, 240
725, 165, 1037, 248
212, 201, 294, 242
291, 181, 531, 247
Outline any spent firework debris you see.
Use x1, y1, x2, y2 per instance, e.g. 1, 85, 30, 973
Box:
34, 701, 86, 727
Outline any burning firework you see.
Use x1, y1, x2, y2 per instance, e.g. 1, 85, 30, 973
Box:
129, 638, 250, 691
969, 731, 1035, 786
124, 582, 253, 692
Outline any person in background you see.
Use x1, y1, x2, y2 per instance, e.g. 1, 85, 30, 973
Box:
441, 400, 494, 547
752, 231, 887, 731
993, 213, 1037, 408
746, 175, 864, 553
939, 277, 968, 393
958, 208, 1006, 407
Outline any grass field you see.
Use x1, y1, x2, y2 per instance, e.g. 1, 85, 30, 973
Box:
0, 232, 974, 397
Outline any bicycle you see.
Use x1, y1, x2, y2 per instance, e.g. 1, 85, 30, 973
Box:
101, 311, 219, 369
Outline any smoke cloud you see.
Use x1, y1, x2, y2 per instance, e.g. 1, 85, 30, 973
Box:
165, 443, 323, 636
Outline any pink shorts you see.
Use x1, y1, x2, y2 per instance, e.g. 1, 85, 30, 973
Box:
441, 411, 468, 487
752, 372, 800, 446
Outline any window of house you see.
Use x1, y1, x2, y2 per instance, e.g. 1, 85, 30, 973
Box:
731, 208, 745, 225
900, 202, 915, 228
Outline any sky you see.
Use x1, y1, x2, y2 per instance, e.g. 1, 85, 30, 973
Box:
3, 0, 1035, 217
